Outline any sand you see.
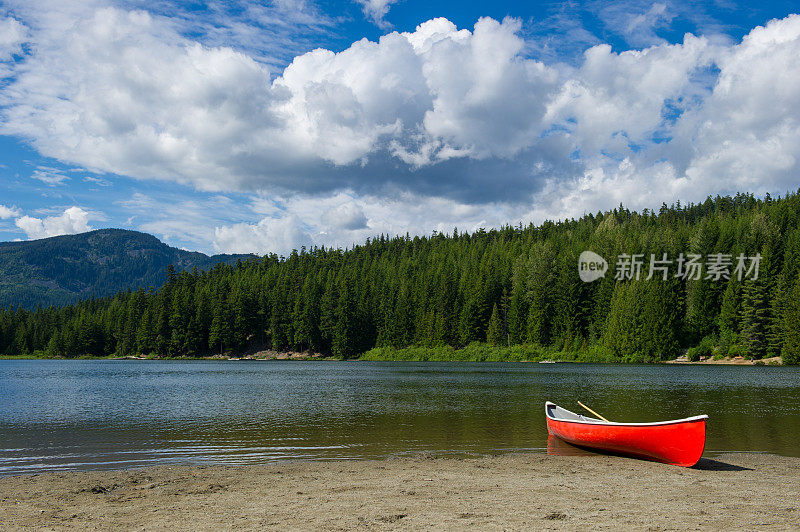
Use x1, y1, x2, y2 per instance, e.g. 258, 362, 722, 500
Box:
665, 356, 783, 365
1, 453, 799, 531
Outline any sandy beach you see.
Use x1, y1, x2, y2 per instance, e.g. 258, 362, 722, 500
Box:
2, 452, 798, 530
665, 356, 784, 365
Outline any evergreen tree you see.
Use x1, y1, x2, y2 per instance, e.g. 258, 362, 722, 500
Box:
782, 275, 800, 364
526, 244, 556, 345
332, 278, 356, 358
486, 303, 505, 346
459, 287, 486, 345
741, 278, 770, 359
603, 282, 642, 360
718, 280, 740, 333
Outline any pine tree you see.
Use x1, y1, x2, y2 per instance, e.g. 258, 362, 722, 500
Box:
319, 274, 338, 353
638, 280, 680, 360
782, 275, 800, 364
332, 278, 356, 358
432, 264, 457, 346
741, 278, 770, 359
526, 243, 556, 345
718, 280, 740, 333
46, 330, 63, 357
208, 293, 228, 354
486, 303, 505, 346
459, 289, 485, 345
603, 283, 635, 359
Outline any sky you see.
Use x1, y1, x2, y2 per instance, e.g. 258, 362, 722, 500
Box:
0, 0, 798, 255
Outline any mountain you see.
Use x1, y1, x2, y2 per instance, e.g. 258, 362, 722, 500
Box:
0, 229, 253, 309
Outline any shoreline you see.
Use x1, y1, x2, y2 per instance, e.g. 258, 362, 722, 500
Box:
2, 452, 798, 530
665, 355, 783, 366
1, 355, 787, 365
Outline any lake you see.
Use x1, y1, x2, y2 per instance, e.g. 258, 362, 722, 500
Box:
1, 360, 799, 475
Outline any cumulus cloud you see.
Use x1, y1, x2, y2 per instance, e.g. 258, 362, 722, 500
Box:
213, 190, 525, 255
2, 7, 279, 191
214, 215, 314, 255
1, 5, 800, 253
677, 15, 800, 193
0, 204, 22, 219
0, 10, 546, 199
0, 12, 572, 201
14, 206, 93, 239
4, 7, 799, 206
321, 200, 368, 230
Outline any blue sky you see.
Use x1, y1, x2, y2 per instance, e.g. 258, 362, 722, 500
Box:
0, 0, 799, 254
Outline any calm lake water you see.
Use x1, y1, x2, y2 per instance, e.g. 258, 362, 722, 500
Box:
1, 360, 799, 475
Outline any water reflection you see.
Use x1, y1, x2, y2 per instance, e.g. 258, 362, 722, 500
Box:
546, 435, 600, 457
1, 360, 799, 474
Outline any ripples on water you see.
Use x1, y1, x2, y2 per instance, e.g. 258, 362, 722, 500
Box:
1, 360, 799, 474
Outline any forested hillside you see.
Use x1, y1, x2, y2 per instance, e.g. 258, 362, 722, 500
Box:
1, 193, 799, 363
0, 229, 250, 309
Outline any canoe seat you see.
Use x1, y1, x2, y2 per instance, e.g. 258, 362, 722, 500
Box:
547, 403, 603, 423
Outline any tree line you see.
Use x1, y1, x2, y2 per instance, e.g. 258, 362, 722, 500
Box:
1, 191, 799, 363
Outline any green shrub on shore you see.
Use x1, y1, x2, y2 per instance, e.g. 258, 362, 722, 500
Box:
360, 343, 621, 363
687, 336, 716, 361
360, 343, 542, 362
727, 344, 746, 358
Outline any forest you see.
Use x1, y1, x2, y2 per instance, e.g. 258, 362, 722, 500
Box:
1, 192, 799, 363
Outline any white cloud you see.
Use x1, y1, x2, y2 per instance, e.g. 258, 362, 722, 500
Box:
597, 1, 674, 47
0, 12, 565, 198
0, 204, 22, 219
676, 15, 800, 194
14, 206, 93, 239
213, 190, 523, 255
117, 192, 245, 249
546, 34, 716, 156
0, 16, 27, 77
355, 0, 400, 28
214, 215, 314, 256
321, 200, 368, 230
1, 6, 800, 250
31, 166, 70, 185
406, 17, 560, 162
0, 16, 27, 60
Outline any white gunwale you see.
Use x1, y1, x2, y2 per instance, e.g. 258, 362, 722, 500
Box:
545, 401, 708, 427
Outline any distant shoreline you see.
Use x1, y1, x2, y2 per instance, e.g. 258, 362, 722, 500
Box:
665, 355, 783, 366
1, 453, 798, 529
0, 352, 787, 365
0, 351, 338, 362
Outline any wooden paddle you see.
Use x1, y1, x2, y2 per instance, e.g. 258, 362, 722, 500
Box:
578, 401, 610, 422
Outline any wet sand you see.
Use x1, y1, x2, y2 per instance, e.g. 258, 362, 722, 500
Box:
1, 453, 798, 530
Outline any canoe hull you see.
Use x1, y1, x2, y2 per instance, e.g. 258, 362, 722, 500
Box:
546, 408, 707, 467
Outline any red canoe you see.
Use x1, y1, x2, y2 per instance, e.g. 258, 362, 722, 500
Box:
545, 402, 708, 467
